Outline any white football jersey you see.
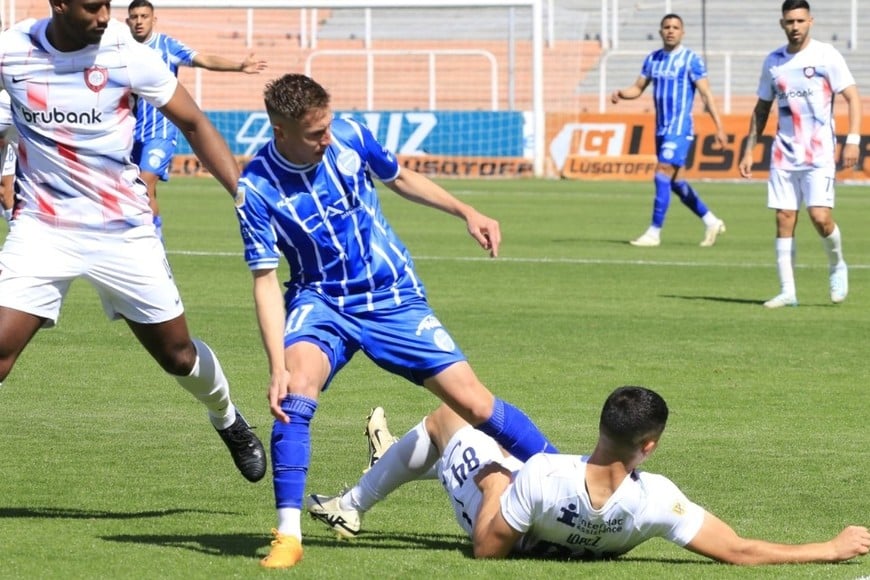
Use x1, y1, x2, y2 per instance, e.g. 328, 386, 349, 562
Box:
756, 39, 856, 171
501, 454, 705, 559
0, 18, 178, 230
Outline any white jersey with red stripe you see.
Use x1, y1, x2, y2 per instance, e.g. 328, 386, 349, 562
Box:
0, 18, 178, 231
756, 39, 855, 171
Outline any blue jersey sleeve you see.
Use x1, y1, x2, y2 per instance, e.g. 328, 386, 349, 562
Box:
640, 51, 655, 79
688, 51, 707, 83
234, 177, 281, 271
163, 35, 196, 71
340, 118, 401, 182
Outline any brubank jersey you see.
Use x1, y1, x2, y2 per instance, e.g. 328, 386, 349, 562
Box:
235, 118, 427, 313
501, 454, 705, 559
641, 45, 706, 137
757, 39, 855, 170
134, 33, 196, 143
0, 19, 177, 230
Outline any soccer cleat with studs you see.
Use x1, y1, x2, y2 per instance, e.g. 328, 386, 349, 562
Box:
215, 410, 266, 482
260, 529, 303, 568
306, 493, 361, 539
364, 406, 398, 474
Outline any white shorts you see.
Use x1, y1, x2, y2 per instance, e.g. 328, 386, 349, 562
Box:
1, 141, 16, 177
0, 216, 184, 327
767, 167, 835, 210
438, 426, 523, 537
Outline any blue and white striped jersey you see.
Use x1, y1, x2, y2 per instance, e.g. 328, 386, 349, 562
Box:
640, 45, 706, 137
134, 33, 196, 143
235, 117, 428, 313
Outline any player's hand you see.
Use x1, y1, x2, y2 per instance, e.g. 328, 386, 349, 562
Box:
738, 152, 754, 179
241, 53, 267, 74
267, 368, 292, 423
610, 90, 621, 104
830, 525, 870, 560
841, 143, 859, 169
466, 210, 501, 258
713, 130, 726, 149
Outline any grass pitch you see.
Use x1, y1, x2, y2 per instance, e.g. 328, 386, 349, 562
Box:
0, 177, 867, 579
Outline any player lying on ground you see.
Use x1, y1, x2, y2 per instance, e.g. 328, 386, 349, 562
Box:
308, 387, 870, 564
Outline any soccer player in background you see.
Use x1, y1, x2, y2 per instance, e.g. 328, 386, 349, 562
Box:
0, 0, 266, 482
738, 0, 861, 309
232, 73, 559, 569
612, 13, 727, 248
126, 0, 266, 241
309, 389, 870, 564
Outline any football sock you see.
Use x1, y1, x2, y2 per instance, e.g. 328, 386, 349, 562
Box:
651, 172, 672, 228
346, 419, 439, 513
174, 338, 235, 430
822, 224, 845, 269
671, 180, 710, 218
477, 398, 558, 462
273, 394, 318, 514
276, 508, 302, 540
775, 237, 796, 295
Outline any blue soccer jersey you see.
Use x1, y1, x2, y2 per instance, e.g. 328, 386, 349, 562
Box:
640, 45, 706, 137
134, 33, 196, 142
234, 118, 428, 314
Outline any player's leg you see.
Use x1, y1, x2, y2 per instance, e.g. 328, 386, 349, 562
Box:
764, 169, 800, 308
261, 295, 356, 568
630, 137, 674, 247
362, 299, 558, 462
668, 161, 726, 247
88, 224, 265, 482
0, 216, 76, 382
308, 405, 445, 538
803, 169, 846, 303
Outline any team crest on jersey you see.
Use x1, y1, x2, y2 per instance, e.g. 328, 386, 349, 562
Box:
336, 150, 361, 176
803, 66, 815, 78
84, 66, 109, 92
234, 186, 246, 208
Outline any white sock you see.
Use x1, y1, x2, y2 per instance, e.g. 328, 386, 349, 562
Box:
701, 212, 719, 227
822, 225, 845, 271
174, 338, 235, 430
277, 508, 302, 539
343, 419, 439, 513
775, 237, 796, 296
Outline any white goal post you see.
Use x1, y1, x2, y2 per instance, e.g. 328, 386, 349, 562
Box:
121, 0, 547, 177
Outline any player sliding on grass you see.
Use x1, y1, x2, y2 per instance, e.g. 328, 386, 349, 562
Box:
232, 73, 558, 569
309, 387, 870, 564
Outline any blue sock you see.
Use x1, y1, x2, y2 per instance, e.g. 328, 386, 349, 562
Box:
671, 180, 709, 218
651, 173, 672, 228
477, 398, 558, 461
272, 394, 318, 509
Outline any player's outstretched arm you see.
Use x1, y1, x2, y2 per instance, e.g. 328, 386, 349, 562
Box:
685, 511, 870, 565
384, 168, 501, 257
193, 52, 267, 74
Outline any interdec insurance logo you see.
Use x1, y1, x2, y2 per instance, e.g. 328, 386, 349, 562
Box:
549, 123, 626, 171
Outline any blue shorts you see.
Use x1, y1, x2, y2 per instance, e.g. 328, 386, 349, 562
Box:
655, 134, 694, 167
131, 138, 176, 182
284, 289, 467, 389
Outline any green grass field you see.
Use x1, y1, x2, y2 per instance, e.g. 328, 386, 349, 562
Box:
0, 177, 868, 579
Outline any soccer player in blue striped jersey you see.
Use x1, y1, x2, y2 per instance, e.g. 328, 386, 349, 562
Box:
612, 13, 727, 248
126, 0, 266, 241
234, 74, 559, 569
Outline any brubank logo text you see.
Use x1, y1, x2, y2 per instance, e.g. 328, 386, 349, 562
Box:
22, 107, 103, 124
